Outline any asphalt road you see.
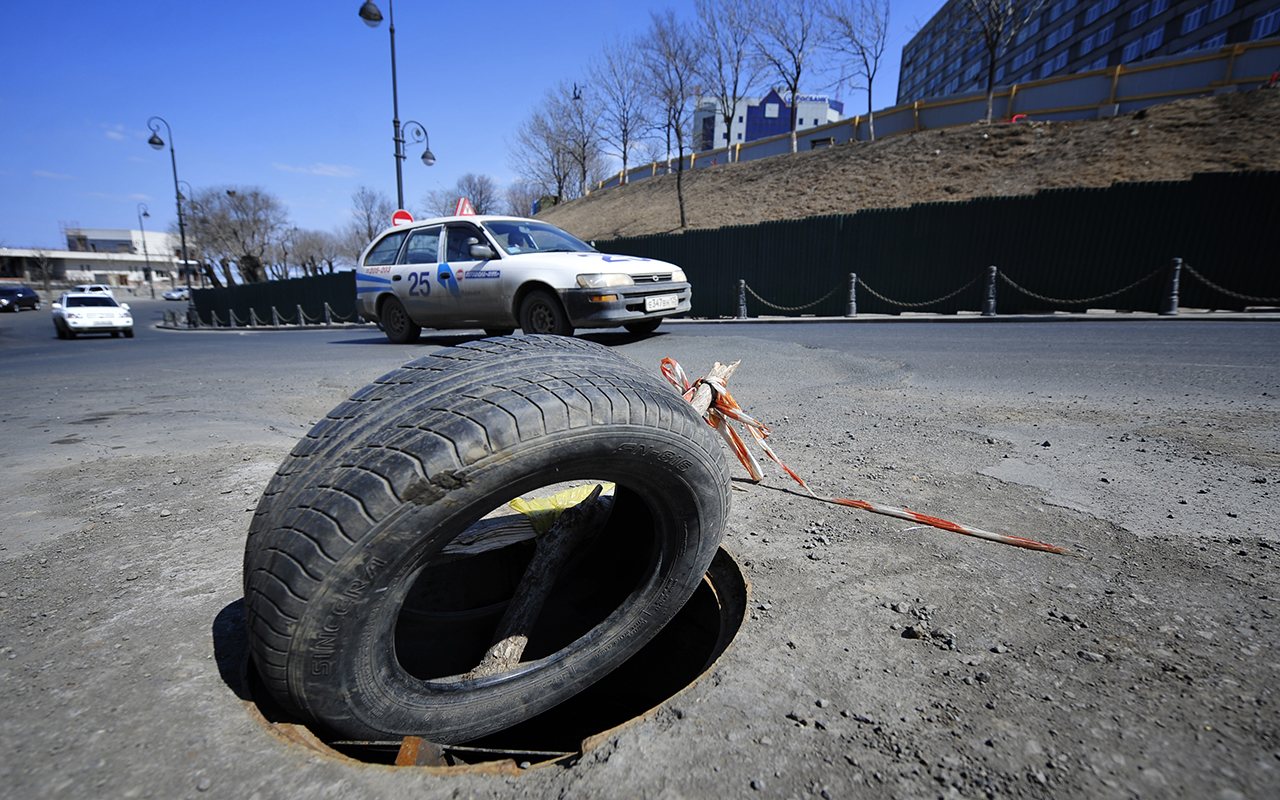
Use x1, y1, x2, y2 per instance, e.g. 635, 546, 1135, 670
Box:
1, 300, 1278, 799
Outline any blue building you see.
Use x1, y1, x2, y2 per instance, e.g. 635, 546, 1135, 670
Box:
694, 90, 845, 152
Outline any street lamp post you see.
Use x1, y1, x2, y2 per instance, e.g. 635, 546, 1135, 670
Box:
359, 0, 433, 210
146, 117, 191, 291
177, 180, 202, 288
136, 203, 155, 299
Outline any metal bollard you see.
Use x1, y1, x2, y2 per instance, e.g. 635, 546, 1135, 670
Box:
846, 273, 857, 317
296, 304, 305, 326
324, 303, 333, 326
1159, 258, 1181, 316
272, 307, 280, 328
249, 309, 258, 328
737, 279, 747, 319
982, 266, 998, 317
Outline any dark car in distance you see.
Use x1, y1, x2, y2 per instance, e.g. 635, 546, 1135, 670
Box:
0, 286, 41, 312
0, 285, 40, 311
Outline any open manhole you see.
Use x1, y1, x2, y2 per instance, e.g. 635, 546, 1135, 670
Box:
245, 539, 747, 772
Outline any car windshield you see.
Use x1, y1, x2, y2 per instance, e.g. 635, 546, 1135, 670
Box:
66, 296, 119, 308
481, 220, 595, 255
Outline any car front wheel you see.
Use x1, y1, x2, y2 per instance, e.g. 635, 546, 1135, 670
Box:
518, 290, 573, 337
380, 296, 422, 344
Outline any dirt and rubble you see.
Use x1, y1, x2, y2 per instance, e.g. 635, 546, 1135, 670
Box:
1, 314, 1277, 799
541, 87, 1280, 241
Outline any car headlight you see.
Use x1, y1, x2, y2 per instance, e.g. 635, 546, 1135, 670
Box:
0, 299, 10, 307
672, 268, 687, 283
576, 273, 635, 289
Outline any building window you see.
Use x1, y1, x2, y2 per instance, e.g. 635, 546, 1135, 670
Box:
737, 133, 742, 140
1122, 38, 1143, 61
1086, 2, 1103, 24
1055, 50, 1069, 71
1255, 7, 1280, 39
1081, 32, 1098, 53
738, 115, 743, 123
1016, 18, 1042, 45
1183, 4, 1208, 33
1012, 44, 1037, 70
964, 62, 981, 81
996, 64, 1007, 81
1144, 27, 1164, 53
1203, 30, 1228, 47
1130, 3, 1149, 28
1104, 0, 1118, 12
1208, 0, 1233, 22
1091, 55, 1109, 69
944, 77, 959, 94
1098, 21, 1115, 45
1019, 70, 1034, 83
1151, 0, 1169, 14
1041, 60, 1056, 78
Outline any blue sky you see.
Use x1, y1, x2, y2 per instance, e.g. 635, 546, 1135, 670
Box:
1, 0, 943, 248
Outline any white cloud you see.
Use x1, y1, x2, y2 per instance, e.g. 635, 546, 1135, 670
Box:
273, 162, 360, 178
33, 170, 74, 180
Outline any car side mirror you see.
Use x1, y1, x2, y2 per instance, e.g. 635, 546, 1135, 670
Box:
469, 243, 496, 260
120, 303, 130, 311
52, 302, 63, 309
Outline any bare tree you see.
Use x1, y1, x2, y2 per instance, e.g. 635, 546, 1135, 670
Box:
751, 0, 826, 153
642, 9, 700, 228
423, 173, 501, 216
958, 0, 1048, 122
824, 0, 889, 140
591, 36, 652, 184
342, 185, 396, 261
291, 229, 344, 275
510, 102, 575, 202
29, 248, 54, 295
185, 186, 288, 283
504, 180, 543, 217
695, 0, 762, 159
559, 80, 605, 198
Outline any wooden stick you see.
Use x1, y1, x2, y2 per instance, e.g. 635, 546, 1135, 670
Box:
688, 360, 739, 419
462, 485, 613, 679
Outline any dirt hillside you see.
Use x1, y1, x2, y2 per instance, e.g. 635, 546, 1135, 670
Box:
542, 87, 1280, 241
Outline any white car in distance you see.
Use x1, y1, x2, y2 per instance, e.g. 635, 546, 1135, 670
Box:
355, 216, 692, 343
52, 292, 134, 339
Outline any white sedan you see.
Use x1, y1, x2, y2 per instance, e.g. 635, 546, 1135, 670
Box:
355, 215, 692, 343
52, 292, 134, 339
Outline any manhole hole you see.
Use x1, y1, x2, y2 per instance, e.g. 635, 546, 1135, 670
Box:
244, 545, 747, 772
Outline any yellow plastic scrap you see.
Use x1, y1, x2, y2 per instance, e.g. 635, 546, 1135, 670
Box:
508, 483, 615, 534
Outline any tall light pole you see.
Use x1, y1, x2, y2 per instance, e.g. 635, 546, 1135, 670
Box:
136, 202, 155, 299
146, 117, 191, 291
359, 0, 433, 211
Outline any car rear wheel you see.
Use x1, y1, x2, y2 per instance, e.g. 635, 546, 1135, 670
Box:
519, 290, 573, 337
380, 295, 422, 344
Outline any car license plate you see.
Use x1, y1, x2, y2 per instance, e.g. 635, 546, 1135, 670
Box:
645, 295, 678, 312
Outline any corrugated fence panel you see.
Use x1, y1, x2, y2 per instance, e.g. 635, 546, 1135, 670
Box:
192, 272, 357, 326
595, 172, 1279, 317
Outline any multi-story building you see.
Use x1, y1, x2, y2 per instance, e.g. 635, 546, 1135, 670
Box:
896, 0, 1280, 106
694, 89, 845, 152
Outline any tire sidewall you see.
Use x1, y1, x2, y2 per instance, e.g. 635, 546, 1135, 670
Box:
288, 425, 726, 742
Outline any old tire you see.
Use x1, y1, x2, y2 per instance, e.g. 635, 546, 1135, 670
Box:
380, 295, 421, 344
624, 318, 662, 335
243, 335, 730, 742
518, 289, 573, 337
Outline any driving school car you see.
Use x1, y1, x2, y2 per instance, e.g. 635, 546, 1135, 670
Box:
355, 215, 692, 343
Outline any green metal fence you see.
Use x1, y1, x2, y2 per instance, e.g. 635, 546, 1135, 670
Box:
596, 171, 1280, 317
190, 271, 358, 327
